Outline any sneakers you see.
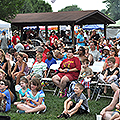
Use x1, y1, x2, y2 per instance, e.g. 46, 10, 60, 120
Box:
16, 110, 25, 114
59, 91, 63, 98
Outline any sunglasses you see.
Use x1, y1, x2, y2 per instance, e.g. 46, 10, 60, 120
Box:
67, 51, 72, 53
79, 49, 83, 51
0, 82, 5, 85
110, 50, 115, 52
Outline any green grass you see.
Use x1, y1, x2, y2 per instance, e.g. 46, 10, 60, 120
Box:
0, 91, 112, 120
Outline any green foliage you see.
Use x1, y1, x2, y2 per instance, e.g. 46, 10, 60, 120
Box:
102, 0, 120, 21
19, 0, 53, 14
0, 0, 24, 21
58, 5, 82, 12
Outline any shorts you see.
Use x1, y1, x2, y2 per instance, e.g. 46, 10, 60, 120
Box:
69, 102, 88, 114
57, 73, 74, 81
79, 79, 90, 89
111, 109, 120, 116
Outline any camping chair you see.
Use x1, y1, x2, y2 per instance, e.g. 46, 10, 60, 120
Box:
89, 61, 105, 100
41, 61, 62, 95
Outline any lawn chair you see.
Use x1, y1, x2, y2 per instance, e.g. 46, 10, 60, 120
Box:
41, 61, 62, 95
90, 61, 105, 100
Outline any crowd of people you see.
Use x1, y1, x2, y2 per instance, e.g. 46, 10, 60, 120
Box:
0, 28, 120, 119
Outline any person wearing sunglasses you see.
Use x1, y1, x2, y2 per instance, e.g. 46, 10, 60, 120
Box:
78, 46, 87, 65
52, 48, 81, 97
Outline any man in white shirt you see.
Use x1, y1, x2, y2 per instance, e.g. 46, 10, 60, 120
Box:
89, 42, 100, 61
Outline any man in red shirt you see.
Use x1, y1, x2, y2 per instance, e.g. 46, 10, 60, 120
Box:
49, 31, 58, 46
11, 30, 20, 47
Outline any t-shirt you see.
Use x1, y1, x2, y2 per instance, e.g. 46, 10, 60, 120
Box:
89, 49, 100, 61
70, 92, 89, 112
45, 58, 57, 69
98, 55, 109, 62
0, 89, 11, 112
77, 34, 85, 46
19, 88, 30, 97
12, 35, 20, 46
49, 35, 58, 46
80, 67, 93, 78
32, 62, 47, 77
59, 56, 81, 79
27, 89, 45, 106
1, 35, 8, 50
106, 67, 119, 76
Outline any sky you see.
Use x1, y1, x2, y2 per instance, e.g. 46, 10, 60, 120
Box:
45, 0, 107, 12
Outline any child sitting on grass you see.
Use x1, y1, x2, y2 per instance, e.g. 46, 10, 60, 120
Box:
14, 77, 29, 106
78, 58, 93, 100
57, 83, 89, 119
16, 78, 46, 114
0, 79, 11, 112
110, 102, 120, 120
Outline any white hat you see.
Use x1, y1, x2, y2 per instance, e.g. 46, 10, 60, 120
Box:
103, 46, 110, 51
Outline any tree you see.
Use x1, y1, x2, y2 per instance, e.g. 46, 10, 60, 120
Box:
19, 0, 53, 14
102, 0, 120, 21
58, 5, 82, 12
0, 0, 24, 21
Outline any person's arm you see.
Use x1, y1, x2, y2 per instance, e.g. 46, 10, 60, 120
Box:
26, 97, 43, 108
64, 97, 71, 112
64, 68, 79, 73
68, 99, 83, 113
103, 62, 107, 71
11, 62, 18, 74
44, 70, 47, 78
100, 89, 119, 116
104, 70, 108, 80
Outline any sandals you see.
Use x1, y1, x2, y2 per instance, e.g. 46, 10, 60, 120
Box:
63, 113, 71, 119
57, 113, 64, 118
57, 113, 70, 119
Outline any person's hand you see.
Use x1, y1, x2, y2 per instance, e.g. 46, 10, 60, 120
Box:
64, 68, 68, 73
27, 98, 32, 101
100, 109, 105, 116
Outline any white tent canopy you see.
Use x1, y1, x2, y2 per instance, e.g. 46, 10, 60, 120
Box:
0, 20, 11, 28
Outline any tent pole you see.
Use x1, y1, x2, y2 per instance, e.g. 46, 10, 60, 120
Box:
104, 24, 106, 39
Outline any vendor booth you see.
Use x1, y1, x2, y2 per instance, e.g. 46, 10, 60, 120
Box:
0, 20, 11, 39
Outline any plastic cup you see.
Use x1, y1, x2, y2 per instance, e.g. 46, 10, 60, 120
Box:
96, 115, 102, 120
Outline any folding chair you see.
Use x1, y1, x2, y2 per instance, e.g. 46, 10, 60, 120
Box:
41, 78, 58, 96
90, 61, 105, 100
42, 61, 62, 95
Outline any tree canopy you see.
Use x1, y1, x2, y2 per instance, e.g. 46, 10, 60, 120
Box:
0, 0, 52, 21
58, 5, 82, 12
102, 0, 120, 21
0, 0, 24, 21
19, 0, 53, 14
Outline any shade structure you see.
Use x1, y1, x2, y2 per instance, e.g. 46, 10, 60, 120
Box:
82, 24, 103, 30
0, 20, 11, 28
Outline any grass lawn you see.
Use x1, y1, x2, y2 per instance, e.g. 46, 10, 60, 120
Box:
0, 90, 112, 120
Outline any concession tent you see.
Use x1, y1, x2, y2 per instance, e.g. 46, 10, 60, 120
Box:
0, 20, 11, 39
106, 20, 120, 38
